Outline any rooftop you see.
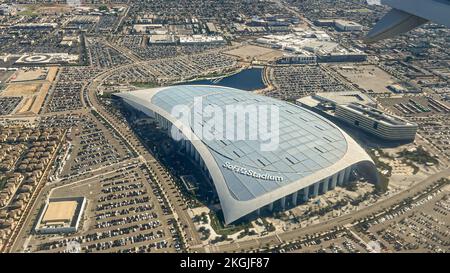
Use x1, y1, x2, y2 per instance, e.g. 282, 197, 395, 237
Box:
118, 85, 349, 201
255, 30, 364, 57
341, 102, 416, 126
297, 91, 377, 108
42, 200, 78, 224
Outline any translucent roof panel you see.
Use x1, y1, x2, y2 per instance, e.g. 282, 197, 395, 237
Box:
150, 85, 348, 201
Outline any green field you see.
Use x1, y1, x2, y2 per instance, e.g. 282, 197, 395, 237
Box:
209, 211, 252, 236
17, 6, 40, 16
398, 146, 439, 165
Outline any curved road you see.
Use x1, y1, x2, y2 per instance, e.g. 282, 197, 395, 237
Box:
60, 41, 450, 253
198, 168, 449, 252
83, 49, 450, 253
84, 61, 204, 249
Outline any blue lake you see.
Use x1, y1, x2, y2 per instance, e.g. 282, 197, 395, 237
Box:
180, 68, 266, 91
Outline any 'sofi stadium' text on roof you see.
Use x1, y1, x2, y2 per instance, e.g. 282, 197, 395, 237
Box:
115, 85, 379, 224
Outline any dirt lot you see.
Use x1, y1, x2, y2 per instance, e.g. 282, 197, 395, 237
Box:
17, 4, 75, 16
224, 44, 284, 62
2, 83, 41, 96
0, 71, 14, 84
10, 69, 47, 82
1, 67, 57, 114
331, 64, 397, 95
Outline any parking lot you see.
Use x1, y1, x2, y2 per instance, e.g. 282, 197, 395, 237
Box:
378, 96, 450, 161
88, 39, 131, 68
25, 164, 182, 253
104, 51, 239, 86
379, 95, 450, 117
354, 179, 450, 253
60, 115, 133, 177
265, 65, 347, 101
42, 67, 103, 114
0, 97, 22, 115
290, 232, 368, 253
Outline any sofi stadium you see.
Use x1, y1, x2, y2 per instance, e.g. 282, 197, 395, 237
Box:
115, 85, 379, 225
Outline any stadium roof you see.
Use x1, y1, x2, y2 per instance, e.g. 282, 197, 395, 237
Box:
116, 85, 377, 224
151, 85, 347, 200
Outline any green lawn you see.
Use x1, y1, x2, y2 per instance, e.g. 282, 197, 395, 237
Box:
398, 146, 439, 165
17, 6, 40, 16
375, 174, 389, 193
209, 211, 252, 236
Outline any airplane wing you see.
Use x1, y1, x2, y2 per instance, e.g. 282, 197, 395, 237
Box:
365, 0, 450, 43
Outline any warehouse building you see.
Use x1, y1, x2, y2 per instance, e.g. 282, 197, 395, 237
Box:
35, 197, 86, 234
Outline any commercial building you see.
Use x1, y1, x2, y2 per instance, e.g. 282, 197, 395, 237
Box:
317, 51, 367, 63
149, 34, 177, 45
206, 22, 219, 33
115, 86, 379, 224
387, 83, 421, 94
11, 23, 58, 30
275, 54, 317, 64
297, 92, 417, 141
335, 103, 418, 141
314, 19, 363, 31
387, 83, 408, 93
334, 20, 363, 31
314, 19, 336, 27
35, 197, 86, 234
297, 91, 378, 110
133, 24, 164, 33
179, 35, 225, 44
255, 30, 367, 63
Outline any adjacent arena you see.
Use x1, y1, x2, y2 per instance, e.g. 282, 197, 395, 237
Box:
115, 85, 379, 224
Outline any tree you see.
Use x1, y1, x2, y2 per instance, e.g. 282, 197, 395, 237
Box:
193, 215, 201, 222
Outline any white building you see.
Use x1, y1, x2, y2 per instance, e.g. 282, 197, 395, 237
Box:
335, 103, 418, 141
255, 30, 366, 62
179, 35, 225, 44
149, 34, 176, 45
334, 20, 363, 31
115, 86, 379, 224
35, 197, 86, 234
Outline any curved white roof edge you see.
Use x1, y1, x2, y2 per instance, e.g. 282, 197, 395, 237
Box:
116, 86, 378, 224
